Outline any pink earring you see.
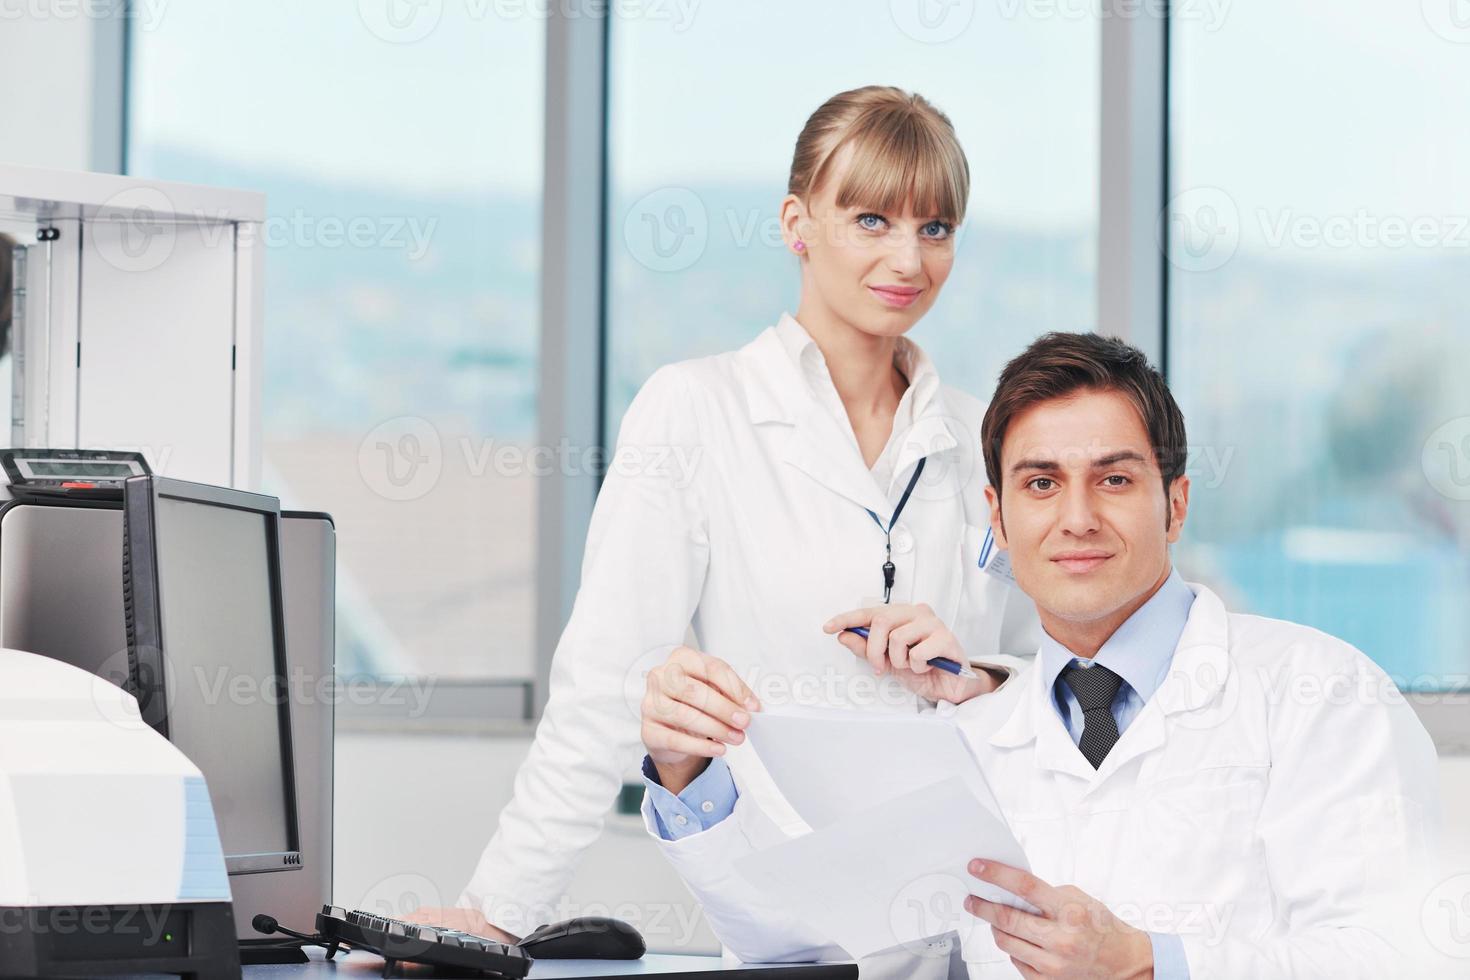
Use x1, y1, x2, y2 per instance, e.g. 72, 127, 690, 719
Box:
793, 240, 806, 253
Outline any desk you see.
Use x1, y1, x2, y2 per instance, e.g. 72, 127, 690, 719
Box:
240, 947, 857, 979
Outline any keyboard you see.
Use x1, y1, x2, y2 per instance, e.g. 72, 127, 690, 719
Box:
316, 905, 533, 978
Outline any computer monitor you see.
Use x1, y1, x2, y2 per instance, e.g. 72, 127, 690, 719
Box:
122, 475, 302, 876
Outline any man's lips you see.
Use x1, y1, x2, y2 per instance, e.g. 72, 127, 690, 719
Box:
1050, 551, 1113, 574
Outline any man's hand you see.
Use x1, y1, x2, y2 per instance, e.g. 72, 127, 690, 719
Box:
824, 603, 1000, 704
641, 646, 760, 794
401, 907, 519, 944
964, 860, 1153, 979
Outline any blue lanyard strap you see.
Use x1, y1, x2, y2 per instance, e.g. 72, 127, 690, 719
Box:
865, 457, 927, 603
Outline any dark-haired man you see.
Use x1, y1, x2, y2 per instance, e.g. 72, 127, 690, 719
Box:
638, 333, 1441, 978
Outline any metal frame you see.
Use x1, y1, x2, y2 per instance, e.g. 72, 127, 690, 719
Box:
532, 6, 610, 717
1097, 0, 1169, 369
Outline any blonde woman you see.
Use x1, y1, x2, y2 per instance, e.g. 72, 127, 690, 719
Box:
414, 86, 1038, 950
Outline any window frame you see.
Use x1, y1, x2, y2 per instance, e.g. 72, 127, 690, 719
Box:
115, 4, 1467, 750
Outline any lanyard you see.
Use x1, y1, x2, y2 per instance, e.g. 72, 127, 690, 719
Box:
864, 457, 927, 604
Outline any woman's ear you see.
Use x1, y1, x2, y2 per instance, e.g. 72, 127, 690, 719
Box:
780, 193, 809, 254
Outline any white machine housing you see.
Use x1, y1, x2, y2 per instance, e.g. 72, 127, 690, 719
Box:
0, 648, 239, 978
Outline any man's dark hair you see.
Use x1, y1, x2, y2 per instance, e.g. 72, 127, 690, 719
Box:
981, 332, 1187, 501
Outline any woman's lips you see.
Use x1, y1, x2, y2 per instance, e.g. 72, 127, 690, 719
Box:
868, 285, 923, 308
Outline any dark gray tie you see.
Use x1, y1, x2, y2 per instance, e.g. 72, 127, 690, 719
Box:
1060, 662, 1123, 769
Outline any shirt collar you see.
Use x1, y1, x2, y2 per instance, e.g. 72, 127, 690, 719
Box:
773, 312, 941, 419
1038, 567, 1198, 705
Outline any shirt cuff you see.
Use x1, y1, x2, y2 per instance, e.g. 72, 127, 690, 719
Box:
1149, 931, 1190, 980
641, 755, 739, 841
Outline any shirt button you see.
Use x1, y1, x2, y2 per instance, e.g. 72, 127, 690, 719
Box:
674, 814, 688, 826
700, 801, 714, 813
891, 524, 914, 554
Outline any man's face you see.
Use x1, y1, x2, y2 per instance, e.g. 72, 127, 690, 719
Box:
983, 389, 1189, 627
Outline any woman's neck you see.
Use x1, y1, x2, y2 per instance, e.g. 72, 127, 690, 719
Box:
793, 303, 907, 418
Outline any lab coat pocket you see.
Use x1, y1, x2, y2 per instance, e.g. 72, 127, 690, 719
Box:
1133, 766, 1270, 919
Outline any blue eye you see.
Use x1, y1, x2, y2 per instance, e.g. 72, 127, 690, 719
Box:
856, 213, 887, 231
922, 220, 955, 240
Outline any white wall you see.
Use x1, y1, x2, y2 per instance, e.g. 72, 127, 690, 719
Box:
334, 730, 721, 954
0, 8, 100, 171
337, 730, 1470, 958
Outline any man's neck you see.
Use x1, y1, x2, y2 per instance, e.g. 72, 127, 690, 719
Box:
1040, 564, 1174, 659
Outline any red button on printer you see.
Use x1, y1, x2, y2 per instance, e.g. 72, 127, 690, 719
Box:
61, 481, 97, 488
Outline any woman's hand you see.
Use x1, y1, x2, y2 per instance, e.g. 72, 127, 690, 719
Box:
824, 603, 1000, 704
402, 906, 520, 944
641, 646, 761, 794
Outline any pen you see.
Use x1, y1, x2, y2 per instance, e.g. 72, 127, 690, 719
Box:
842, 626, 980, 680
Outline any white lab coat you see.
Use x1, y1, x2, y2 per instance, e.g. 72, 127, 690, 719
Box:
461, 318, 1040, 932
647, 584, 1445, 979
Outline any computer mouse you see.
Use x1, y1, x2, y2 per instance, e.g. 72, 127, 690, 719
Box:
515, 916, 646, 959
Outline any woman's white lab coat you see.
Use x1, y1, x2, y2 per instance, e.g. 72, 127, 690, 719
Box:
460, 316, 1040, 931
645, 584, 1444, 978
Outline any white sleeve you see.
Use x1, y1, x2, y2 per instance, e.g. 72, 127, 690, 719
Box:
458, 364, 711, 934
642, 789, 848, 965
1180, 649, 1445, 978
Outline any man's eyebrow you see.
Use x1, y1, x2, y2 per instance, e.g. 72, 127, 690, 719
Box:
1091, 450, 1149, 469
1008, 450, 1150, 476
1009, 457, 1060, 475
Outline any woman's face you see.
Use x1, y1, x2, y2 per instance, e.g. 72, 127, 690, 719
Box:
786, 145, 960, 339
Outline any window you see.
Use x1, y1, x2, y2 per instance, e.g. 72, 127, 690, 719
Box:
127, 3, 545, 681
1168, 2, 1470, 689
605, 0, 1099, 426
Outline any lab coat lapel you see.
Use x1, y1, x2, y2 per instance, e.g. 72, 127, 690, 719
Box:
1089, 585, 1232, 783
737, 325, 896, 516
988, 661, 1097, 782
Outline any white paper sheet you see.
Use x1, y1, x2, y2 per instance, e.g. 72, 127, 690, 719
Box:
733, 776, 1035, 960
743, 708, 1004, 828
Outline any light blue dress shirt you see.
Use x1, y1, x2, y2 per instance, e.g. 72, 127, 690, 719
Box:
643, 569, 1196, 977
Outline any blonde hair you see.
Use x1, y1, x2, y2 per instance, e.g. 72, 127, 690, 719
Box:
787, 86, 970, 224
